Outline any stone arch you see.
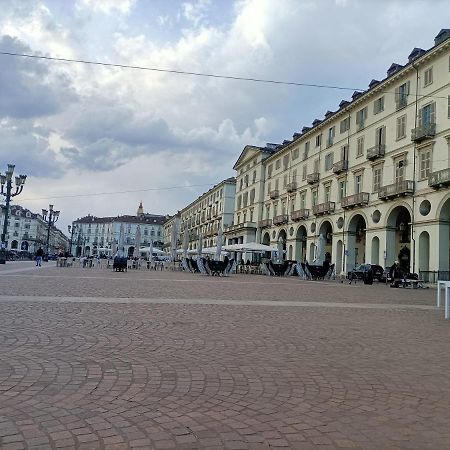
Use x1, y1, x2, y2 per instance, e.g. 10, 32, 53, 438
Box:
316, 220, 333, 264
262, 232, 270, 246
336, 239, 343, 274
346, 213, 367, 270
385, 205, 412, 270
278, 229, 287, 261
11, 240, 18, 250
21, 241, 29, 251
84, 246, 90, 256
295, 225, 307, 262
128, 246, 135, 257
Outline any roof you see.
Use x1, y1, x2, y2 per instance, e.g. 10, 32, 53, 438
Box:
74, 213, 167, 226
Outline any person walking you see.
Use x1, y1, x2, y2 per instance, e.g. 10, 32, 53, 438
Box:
35, 247, 44, 267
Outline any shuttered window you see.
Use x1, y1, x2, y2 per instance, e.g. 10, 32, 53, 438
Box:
396, 115, 407, 139
395, 81, 410, 110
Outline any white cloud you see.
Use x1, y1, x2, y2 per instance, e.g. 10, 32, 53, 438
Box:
76, 0, 136, 15
182, 0, 211, 26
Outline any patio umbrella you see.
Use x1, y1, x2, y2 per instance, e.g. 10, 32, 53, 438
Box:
197, 232, 203, 257
118, 223, 125, 257
182, 230, 189, 259
134, 225, 141, 258
215, 227, 223, 260
277, 237, 284, 262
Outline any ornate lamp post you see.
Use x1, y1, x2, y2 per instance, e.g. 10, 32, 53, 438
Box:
0, 164, 27, 264
42, 205, 60, 260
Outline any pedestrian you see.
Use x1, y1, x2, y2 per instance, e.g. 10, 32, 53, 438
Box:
35, 247, 44, 267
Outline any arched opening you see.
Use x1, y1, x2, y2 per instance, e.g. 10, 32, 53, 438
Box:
21, 241, 29, 251
347, 214, 367, 271
11, 240, 18, 250
418, 231, 430, 274
288, 244, 293, 260
336, 240, 343, 274
316, 221, 333, 264
278, 229, 287, 261
76, 246, 82, 257
309, 242, 315, 262
262, 232, 270, 246
84, 246, 90, 256
438, 197, 450, 272
386, 205, 411, 271
295, 225, 307, 262
128, 246, 134, 257
371, 236, 380, 265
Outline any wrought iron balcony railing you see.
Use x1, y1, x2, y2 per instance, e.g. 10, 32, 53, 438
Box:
312, 201, 336, 216
269, 189, 279, 199
291, 209, 310, 221
273, 214, 289, 225
429, 168, 450, 189
341, 192, 370, 209
258, 219, 272, 228
366, 144, 385, 160
286, 181, 297, 193
332, 160, 348, 174
411, 123, 436, 142
306, 172, 320, 184
378, 180, 414, 199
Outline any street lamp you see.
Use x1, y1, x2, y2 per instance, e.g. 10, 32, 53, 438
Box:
42, 205, 60, 260
0, 164, 27, 264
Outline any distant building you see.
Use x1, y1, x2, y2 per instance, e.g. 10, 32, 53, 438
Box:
71, 203, 166, 257
0, 204, 69, 254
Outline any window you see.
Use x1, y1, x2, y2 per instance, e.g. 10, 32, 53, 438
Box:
252, 171, 257, 183
314, 159, 319, 173
373, 96, 384, 114
356, 107, 368, 130
372, 166, 383, 192
304, 141, 310, 159
283, 154, 290, 170
302, 165, 307, 180
357, 136, 364, 157
244, 174, 249, 187
243, 192, 248, 207
327, 127, 335, 147
354, 173, 363, 194
419, 102, 436, 127
394, 157, 406, 183
311, 189, 318, 206
281, 201, 286, 215
250, 189, 255, 203
275, 179, 279, 190
324, 184, 331, 202
283, 174, 288, 188
273, 204, 278, 218
340, 144, 349, 161
315, 134, 322, 147
338, 179, 346, 201
324, 152, 334, 171
292, 169, 297, 182
267, 164, 273, 179
419, 147, 432, 180
275, 159, 281, 170
266, 205, 270, 219
424, 67, 433, 86
239, 179, 243, 190
267, 182, 271, 196
396, 115, 407, 140
300, 191, 306, 209
340, 117, 350, 134
375, 126, 386, 148
292, 148, 299, 160
395, 81, 410, 110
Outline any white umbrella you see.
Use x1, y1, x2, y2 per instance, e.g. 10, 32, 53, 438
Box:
277, 237, 284, 262
197, 232, 203, 257
134, 225, 141, 258
182, 231, 189, 259
215, 227, 223, 260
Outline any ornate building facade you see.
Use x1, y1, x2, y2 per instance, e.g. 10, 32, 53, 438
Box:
226, 29, 450, 275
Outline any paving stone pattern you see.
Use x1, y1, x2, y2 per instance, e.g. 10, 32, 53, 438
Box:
0, 263, 448, 449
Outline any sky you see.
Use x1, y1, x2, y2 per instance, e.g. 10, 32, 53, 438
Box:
1, 0, 449, 234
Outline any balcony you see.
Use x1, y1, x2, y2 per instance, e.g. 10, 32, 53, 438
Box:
378, 180, 414, 200
306, 172, 319, 184
312, 201, 336, 216
291, 209, 310, 221
332, 160, 348, 174
269, 189, 279, 199
411, 123, 436, 142
429, 168, 450, 189
226, 222, 257, 233
273, 214, 289, 225
258, 219, 272, 228
366, 144, 385, 160
286, 181, 297, 193
341, 192, 370, 209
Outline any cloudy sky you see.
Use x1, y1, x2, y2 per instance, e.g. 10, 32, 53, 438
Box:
1, 0, 448, 233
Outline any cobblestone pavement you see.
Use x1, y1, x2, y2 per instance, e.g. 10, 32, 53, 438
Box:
0, 263, 449, 450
